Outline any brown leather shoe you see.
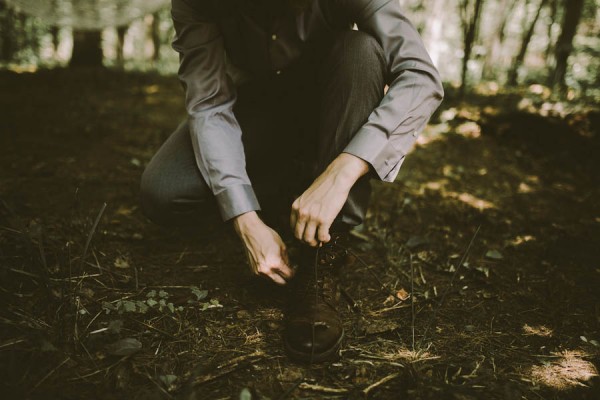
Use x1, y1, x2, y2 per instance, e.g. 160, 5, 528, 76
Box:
284, 234, 349, 363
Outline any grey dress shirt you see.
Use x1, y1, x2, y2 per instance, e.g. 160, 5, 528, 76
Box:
171, 0, 444, 221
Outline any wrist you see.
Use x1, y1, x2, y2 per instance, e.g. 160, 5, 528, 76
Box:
233, 211, 261, 236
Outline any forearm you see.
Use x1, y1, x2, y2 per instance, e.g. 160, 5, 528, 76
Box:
323, 153, 370, 192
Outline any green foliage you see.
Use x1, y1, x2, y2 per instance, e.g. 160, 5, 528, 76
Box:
102, 286, 221, 315
0, 0, 596, 96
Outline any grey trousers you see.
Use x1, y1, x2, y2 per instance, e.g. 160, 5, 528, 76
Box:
140, 31, 386, 231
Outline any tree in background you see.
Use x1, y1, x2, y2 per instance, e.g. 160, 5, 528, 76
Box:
150, 11, 161, 62
0, 0, 596, 97
549, 0, 585, 91
543, 0, 560, 67
69, 30, 103, 67
116, 25, 128, 67
481, 0, 518, 81
0, 0, 15, 62
0, 1, 41, 64
419, 0, 445, 68
459, 0, 485, 97
508, 0, 548, 85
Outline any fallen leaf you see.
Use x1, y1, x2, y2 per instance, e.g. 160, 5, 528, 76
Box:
485, 250, 503, 260
191, 287, 208, 301
396, 288, 410, 301
159, 374, 177, 388
106, 338, 142, 356
116, 205, 135, 216
406, 235, 428, 249
107, 320, 123, 334
239, 388, 252, 400
114, 256, 130, 269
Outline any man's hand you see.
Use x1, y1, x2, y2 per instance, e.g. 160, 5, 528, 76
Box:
291, 153, 369, 247
233, 211, 293, 285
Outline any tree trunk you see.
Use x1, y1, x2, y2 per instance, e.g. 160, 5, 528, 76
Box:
544, 0, 558, 66
549, 0, 584, 90
70, 30, 103, 67
508, 0, 548, 85
459, 0, 485, 97
421, 0, 445, 67
116, 25, 127, 67
50, 26, 60, 55
0, 1, 15, 62
151, 12, 161, 62
481, 0, 518, 80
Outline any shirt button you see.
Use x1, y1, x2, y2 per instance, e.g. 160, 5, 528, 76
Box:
271, 34, 277, 41
412, 131, 418, 137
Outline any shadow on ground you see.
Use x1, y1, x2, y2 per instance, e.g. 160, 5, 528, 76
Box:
0, 69, 599, 399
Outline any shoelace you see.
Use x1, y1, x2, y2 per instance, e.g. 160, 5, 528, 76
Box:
294, 240, 346, 306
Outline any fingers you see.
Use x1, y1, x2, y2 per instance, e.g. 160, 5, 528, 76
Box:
292, 199, 308, 242
303, 220, 320, 247
276, 264, 293, 280
257, 248, 293, 285
290, 203, 298, 232
267, 272, 287, 286
317, 223, 331, 244
279, 248, 294, 279
294, 217, 307, 244
292, 200, 318, 247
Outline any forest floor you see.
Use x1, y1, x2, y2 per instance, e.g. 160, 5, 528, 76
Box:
0, 68, 599, 400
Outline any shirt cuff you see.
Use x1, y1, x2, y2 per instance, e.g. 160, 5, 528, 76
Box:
215, 184, 261, 221
343, 128, 405, 182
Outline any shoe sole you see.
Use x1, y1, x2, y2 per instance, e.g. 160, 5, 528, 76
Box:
283, 329, 344, 363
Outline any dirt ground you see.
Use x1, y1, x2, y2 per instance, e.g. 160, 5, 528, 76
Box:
0, 68, 599, 399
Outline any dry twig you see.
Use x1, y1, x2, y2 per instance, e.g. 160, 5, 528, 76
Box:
191, 351, 264, 386
80, 202, 107, 269
363, 372, 400, 396
298, 382, 349, 394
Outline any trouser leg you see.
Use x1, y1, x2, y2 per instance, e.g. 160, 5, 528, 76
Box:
313, 30, 387, 227
140, 119, 217, 227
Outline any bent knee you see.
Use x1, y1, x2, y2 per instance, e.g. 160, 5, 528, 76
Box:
139, 163, 216, 227
140, 166, 172, 226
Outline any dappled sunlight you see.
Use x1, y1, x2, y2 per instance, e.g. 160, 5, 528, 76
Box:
507, 235, 536, 247
143, 84, 160, 95
449, 192, 495, 210
455, 121, 481, 138
417, 123, 450, 146
518, 182, 535, 193
420, 180, 449, 192
474, 81, 500, 95
7, 65, 38, 73
528, 84, 552, 99
529, 350, 598, 390
391, 348, 440, 363
518, 175, 541, 194
419, 179, 497, 210
522, 324, 553, 337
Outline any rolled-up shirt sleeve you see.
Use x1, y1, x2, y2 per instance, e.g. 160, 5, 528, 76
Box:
342, 0, 444, 182
172, 0, 260, 221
